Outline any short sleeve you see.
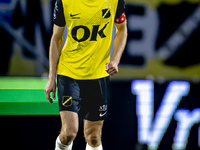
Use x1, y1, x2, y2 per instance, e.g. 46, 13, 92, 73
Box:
115, 0, 125, 20
53, 0, 66, 27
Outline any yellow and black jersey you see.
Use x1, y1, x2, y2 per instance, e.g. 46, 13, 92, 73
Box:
54, 0, 125, 80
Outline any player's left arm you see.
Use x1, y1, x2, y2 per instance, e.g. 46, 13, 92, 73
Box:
106, 20, 127, 76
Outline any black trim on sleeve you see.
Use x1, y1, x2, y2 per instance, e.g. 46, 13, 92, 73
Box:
53, 0, 66, 27
115, 0, 125, 20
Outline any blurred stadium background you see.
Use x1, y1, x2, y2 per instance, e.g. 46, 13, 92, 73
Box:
1, 0, 200, 149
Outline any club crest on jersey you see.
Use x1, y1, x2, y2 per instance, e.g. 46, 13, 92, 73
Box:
62, 96, 72, 107
102, 8, 111, 19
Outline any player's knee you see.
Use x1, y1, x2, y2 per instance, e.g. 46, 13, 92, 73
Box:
90, 135, 99, 146
60, 128, 77, 145
60, 133, 77, 145
85, 132, 101, 147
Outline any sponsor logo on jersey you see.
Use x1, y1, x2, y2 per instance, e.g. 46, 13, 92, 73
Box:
70, 13, 81, 19
71, 22, 109, 42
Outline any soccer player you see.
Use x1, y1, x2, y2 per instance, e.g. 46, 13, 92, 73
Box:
44, 0, 127, 149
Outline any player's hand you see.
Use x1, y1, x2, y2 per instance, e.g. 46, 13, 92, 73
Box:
45, 80, 56, 104
105, 61, 118, 76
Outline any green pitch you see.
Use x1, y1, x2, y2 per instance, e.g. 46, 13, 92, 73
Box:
0, 77, 59, 115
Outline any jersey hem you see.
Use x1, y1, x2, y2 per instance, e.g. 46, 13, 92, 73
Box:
56, 73, 110, 80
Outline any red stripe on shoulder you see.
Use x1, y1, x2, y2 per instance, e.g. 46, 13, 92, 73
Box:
114, 12, 126, 24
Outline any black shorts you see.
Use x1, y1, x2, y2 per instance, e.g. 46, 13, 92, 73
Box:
57, 75, 110, 121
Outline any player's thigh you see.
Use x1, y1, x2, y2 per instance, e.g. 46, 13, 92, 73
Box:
60, 111, 79, 135
84, 119, 104, 138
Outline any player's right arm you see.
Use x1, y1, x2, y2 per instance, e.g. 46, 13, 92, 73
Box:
45, 25, 65, 104
45, 0, 66, 103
